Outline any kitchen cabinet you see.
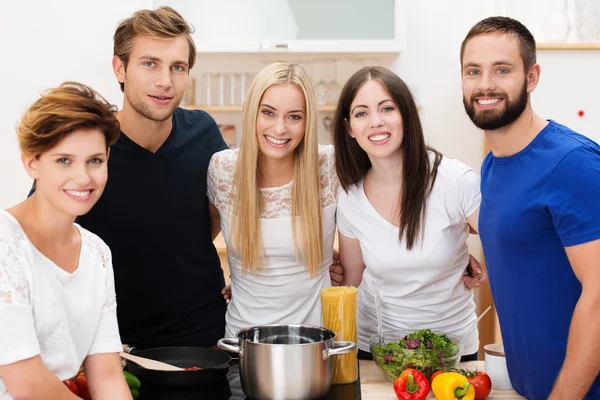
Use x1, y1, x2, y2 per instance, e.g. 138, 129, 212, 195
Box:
153, 0, 405, 53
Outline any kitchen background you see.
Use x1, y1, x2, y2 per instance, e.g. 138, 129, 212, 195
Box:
1, 0, 598, 359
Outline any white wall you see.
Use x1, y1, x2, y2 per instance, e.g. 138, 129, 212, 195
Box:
0, 0, 151, 208
390, 0, 507, 262
533, 50, 600, 140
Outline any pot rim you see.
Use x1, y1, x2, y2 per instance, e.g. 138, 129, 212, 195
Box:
234, 324, 339, 346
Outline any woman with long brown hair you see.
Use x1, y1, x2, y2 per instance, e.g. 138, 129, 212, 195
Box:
333, 66, 483, 361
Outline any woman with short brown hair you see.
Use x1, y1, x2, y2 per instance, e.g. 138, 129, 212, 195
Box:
0, 82, 131, 399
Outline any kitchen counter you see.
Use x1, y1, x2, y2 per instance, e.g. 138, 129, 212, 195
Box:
133, 359, 524, 399
359, 360, 525, 399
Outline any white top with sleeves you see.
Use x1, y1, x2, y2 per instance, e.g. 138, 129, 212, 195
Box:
0, 210, 122, 400
336, 154, 481, 354
208, 145, 339, 338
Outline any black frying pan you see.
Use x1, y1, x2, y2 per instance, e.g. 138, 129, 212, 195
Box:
124, 346, 231, 387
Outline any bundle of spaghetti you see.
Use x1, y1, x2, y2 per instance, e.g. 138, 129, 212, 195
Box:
320, 286, 358, 384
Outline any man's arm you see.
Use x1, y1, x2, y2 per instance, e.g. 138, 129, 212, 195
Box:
209, 202, 221, 241
549, 238, 600, 399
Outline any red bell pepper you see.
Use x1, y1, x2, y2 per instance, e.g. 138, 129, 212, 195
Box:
393, 368, 431, 400
74, 372, 91, 400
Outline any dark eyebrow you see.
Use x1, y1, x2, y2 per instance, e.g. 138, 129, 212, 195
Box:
172, 60, 189, 67
350, 99, 394, 114
463, 60, 515, 69
493, 60, 515, 67
51, 153, 106, 158
138, 56, 188, 67
260, 103, 305, 114
140, 55, 161, 62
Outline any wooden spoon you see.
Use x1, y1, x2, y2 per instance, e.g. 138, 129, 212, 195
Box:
119, 352, 185, 371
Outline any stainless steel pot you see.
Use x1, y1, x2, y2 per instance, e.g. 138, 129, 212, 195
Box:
218, 324, 356, 400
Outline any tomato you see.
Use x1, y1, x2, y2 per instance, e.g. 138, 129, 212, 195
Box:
62, 379, 78, 395
74, 372, 92, 400
463, 370, 492, 400
430, 370, 444, 384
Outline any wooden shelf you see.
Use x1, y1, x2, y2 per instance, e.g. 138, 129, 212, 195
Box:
537, 43, 600, 50
184, 104, 337, 112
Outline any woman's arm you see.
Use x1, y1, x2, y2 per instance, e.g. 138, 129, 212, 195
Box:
338, 233, 366, 287
0, 356, 81, 400
80, 246, 130, 399
83, 353, 132, 400
463, 208, 487, 289
466, 207, 479, 234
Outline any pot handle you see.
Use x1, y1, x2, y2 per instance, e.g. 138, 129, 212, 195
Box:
323, 341, 356, 360
217, 338, 242, 355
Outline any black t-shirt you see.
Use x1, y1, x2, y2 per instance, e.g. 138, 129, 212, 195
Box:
78, 108, 228, 349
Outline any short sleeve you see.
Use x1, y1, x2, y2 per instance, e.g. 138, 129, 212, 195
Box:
319, 145, 341, 206
547, 146, 600, 247
0, 235, 40, 365
452, 159, 481, 219
207, 152, 221, 206
87, 246, 122, 355
336, 190, 357, 239
207, 150, 237, 211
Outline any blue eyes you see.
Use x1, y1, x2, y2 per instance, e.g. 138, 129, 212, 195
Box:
466, 68, 509, 75
142, 62, 186, 72
261, 110, 303, 120
56, 158, 104, 165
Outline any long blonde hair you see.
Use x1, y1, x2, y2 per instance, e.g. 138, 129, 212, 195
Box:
231, 62, 323, 276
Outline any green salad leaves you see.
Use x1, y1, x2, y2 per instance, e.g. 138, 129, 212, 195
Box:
371, 329, 461, 380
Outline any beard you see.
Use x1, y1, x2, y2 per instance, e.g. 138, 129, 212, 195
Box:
463, 80, 528, 130
124, 84, 181, 122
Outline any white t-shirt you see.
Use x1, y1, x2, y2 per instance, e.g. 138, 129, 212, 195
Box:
0, 210, 122, 400
336, 154, 481, 354
208, 145, 339, 338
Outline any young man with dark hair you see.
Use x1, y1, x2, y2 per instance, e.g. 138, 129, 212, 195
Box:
461, 16, 600, 399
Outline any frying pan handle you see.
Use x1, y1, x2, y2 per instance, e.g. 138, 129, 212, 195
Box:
122, 344, 136, 354
322, 341, 356, 360
217, 338, 242, 355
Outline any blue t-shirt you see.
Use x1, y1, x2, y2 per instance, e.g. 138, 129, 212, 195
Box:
479, 120, 600, 399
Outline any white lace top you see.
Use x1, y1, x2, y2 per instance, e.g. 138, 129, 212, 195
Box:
208, 145, 340, 337
0, 210, 122, 400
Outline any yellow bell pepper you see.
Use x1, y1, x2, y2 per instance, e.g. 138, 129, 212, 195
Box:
431, 372, 475, 400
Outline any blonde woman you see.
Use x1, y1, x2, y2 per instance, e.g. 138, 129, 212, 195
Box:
207, 62, 339, 337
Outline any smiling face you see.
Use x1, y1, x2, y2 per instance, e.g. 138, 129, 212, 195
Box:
113, 35, 190, 122
255, 83, 307, 163
347, 79, 404, 159
461, 33, 531, 130
24, 129, 109, 218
